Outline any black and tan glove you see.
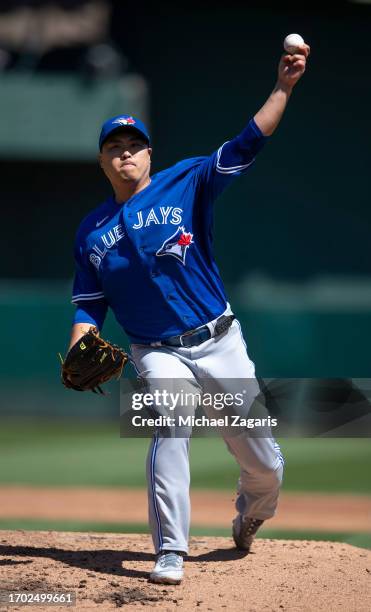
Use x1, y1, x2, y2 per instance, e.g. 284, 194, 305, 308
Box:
60, 326, 128, 394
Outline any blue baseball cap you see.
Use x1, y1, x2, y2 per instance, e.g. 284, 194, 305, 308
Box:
99, 114, 150, 150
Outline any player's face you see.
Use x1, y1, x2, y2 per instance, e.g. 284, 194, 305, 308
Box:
99, 131, 152, 186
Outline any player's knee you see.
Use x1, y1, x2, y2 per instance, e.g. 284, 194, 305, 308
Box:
256, 445, 284, 482
250, 458, 284, 488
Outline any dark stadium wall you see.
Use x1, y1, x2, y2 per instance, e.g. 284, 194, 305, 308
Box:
2, 2, 370, 282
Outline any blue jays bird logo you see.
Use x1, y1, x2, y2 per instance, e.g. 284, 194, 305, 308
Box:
112, 116, 136, 126
156, 226, 193, 265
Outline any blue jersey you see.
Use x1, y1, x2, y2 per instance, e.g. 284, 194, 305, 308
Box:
72, 118, 267, 344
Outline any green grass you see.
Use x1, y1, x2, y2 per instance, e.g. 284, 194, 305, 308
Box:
0, 519, 369, 550
277, 437, 371, 493
0, 418, 370, 493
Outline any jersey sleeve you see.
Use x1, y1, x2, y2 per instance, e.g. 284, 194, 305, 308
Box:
71, 237, 108, 330
73, 301, 108, 331
196, 118, 268, 203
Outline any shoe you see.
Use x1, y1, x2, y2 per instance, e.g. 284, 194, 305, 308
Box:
232, 515, 264, 551
149, 551, 184, 584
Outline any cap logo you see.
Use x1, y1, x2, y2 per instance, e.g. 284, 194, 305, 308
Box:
112, 116, 136, 126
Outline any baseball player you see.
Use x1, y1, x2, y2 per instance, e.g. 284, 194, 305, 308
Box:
68, 44, 310, 584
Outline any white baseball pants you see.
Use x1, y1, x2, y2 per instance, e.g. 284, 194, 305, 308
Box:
130, 318, 284, 554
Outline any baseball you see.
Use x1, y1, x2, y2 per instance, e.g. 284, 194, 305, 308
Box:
283, 33, 305, 54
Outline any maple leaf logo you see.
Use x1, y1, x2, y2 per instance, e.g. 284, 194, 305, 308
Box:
177, 232, 193, 246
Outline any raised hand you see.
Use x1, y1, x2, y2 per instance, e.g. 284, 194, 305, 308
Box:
278, 44, 310, 89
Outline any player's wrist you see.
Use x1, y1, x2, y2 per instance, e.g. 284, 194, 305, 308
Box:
274, 80, 294, 96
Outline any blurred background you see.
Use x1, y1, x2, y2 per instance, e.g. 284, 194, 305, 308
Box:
0, 0, 370, 548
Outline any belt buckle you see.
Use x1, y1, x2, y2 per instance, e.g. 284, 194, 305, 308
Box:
179, 329, 195, 347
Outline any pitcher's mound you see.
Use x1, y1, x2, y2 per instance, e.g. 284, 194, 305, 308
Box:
0, 531, 370, 611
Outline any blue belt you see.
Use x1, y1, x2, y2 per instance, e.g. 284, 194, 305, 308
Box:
160, 315, 235, 348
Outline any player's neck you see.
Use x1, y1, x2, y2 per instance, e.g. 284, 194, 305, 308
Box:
113, 176, 151, 204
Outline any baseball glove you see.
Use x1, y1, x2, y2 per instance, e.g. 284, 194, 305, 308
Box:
60, 326, 128, 394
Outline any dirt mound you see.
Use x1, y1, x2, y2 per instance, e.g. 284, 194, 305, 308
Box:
0, 531, 370, 611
